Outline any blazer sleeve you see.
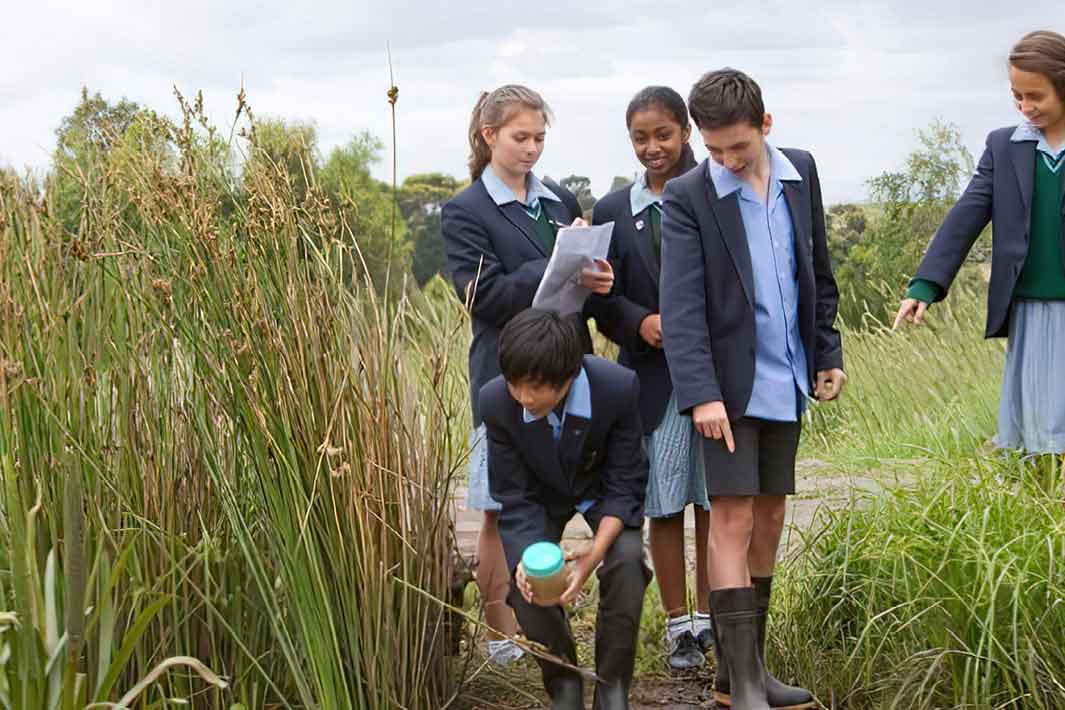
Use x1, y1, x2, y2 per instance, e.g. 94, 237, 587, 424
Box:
483, 415, 549, 572
807, 154, 844, 373
596, 373, 648, 526
585, 202, 653, 352
912, 133, 995, 299
659, 180, 723, 413
441, 201, 548, 329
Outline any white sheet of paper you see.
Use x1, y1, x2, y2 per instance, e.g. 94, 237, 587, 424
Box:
532, 222, 614, 315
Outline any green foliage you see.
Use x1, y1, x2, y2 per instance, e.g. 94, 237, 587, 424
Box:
398, 172, 463, 285
609, 175, 634, 194
50, 88, 144, 233
1, 92, 466, 708
776, 456, 1065, 710
829, 120, 989, 327
243, 116, 319, 203
559, 174, 597, 218
319, 132, 411, 294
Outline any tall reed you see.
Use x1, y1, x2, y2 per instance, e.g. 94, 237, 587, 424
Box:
0, 93, 464, 708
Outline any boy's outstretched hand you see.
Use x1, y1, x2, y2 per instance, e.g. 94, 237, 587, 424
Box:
515, 563, 560, 607
559, 547, 599, 606
815, 369, 847, 401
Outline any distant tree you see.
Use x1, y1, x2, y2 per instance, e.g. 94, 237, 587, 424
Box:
834, 120, 985, 326
398, 172, 463, 286
244, 117, 319, 204
51, 88, 143, 231
560, 174, 596, 218
609, 175, 634, 193
825, 203, 868, 272
320, 132, 410, 293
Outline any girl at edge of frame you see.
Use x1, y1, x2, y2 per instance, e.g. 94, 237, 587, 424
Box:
441, 84, 614, 667
587, 85, 712, 670
895, 30, 1065, 465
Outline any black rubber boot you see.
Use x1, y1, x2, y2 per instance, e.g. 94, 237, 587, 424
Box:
710, 587, 769, 710
753, 577, 815, 709
548, 675, 585, 710
712, 581, 816, 709
592, 680, 628, 710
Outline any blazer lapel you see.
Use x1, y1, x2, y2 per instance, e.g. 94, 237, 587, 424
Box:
631, 209, 661, 287
522, 417, 565, 485
543, 199, 572, 231
500, 202, 548, 257
557, 414, 592, 482
1010, 139, 1036, 222
783, 181, 814, 274
705, 168, 754, 305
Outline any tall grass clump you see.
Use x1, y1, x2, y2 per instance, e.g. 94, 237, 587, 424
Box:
803, 284, 1004, 463
0, 92, 466, 708
773, 454, 1065, 710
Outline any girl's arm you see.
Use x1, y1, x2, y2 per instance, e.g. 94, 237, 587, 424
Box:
584, 203, 653, 352
911, 134, 995, 299
442, 201, 548, 328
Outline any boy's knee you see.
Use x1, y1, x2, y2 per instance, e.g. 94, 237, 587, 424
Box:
712, 497, 756, 534
600, 529, 651, 587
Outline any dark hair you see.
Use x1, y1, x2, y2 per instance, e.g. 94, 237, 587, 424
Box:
625, 85, 698, 172
626, 85, 690, 130
687, 68, 765, 131
467, 85, 553, 180
1009, 30, 1065, 102
498, 309, 583, 387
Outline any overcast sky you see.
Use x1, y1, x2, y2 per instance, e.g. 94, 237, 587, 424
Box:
1, 2, 1059, 204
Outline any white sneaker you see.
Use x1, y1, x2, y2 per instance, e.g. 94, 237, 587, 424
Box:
487, 639, 525, 667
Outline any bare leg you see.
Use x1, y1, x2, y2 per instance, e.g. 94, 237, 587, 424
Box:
693, 506, 711, 613
477, 511, 517, 639
648, 514, 688, 618
748, 495, 786, 578
708, 496, 754, 590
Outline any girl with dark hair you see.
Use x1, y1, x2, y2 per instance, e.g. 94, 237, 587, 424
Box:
442, 84, 613, 667
588, 85, 711, 670
896, 30, 1065, 460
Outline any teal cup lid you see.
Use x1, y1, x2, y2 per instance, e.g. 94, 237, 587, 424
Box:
522, 542, 564, 578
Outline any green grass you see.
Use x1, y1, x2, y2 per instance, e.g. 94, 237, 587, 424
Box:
0, 98, 468, 708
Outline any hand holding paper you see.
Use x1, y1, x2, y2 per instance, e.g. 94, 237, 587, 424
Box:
532, 222, 614, 315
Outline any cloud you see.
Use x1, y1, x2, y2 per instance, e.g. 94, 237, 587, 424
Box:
0, 0, 1059, 204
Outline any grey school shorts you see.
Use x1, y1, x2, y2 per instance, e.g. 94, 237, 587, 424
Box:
697, 417, 801, 497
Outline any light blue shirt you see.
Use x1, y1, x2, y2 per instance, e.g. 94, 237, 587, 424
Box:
481, 164, 562, 217
1011, 122, 1065, 172
708, 143, 809, 422
629, 172, 662, 216
522, 367, 595, 513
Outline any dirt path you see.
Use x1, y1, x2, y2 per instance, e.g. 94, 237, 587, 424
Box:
450, 460, 893, 708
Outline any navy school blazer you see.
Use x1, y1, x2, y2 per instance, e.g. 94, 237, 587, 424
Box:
659, 152, 844, 421
442, 177, 585, 425
586, 189, 670, 433
479, 355, 648, 572
913, 126, 1064, 338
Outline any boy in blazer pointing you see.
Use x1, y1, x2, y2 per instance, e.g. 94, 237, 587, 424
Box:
481, 309, 651, 710
659, 69, 845, 710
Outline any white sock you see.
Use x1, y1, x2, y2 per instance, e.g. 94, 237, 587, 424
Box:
692, 611, 712, 635
665, 614, 693, 642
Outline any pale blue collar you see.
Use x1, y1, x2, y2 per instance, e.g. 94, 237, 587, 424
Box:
522, 366, 590, 425
629, 172, 663, 216
482, 164, 561, 208
708, 142, 801, 201
1011, 122, 1065, 160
